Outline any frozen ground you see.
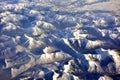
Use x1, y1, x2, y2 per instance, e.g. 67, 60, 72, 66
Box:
0, 0, 120, 80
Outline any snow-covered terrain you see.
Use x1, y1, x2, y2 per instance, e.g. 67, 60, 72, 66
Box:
0, 0, 120, 80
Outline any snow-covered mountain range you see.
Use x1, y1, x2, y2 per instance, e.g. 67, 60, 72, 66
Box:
0, 0, 120, 80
